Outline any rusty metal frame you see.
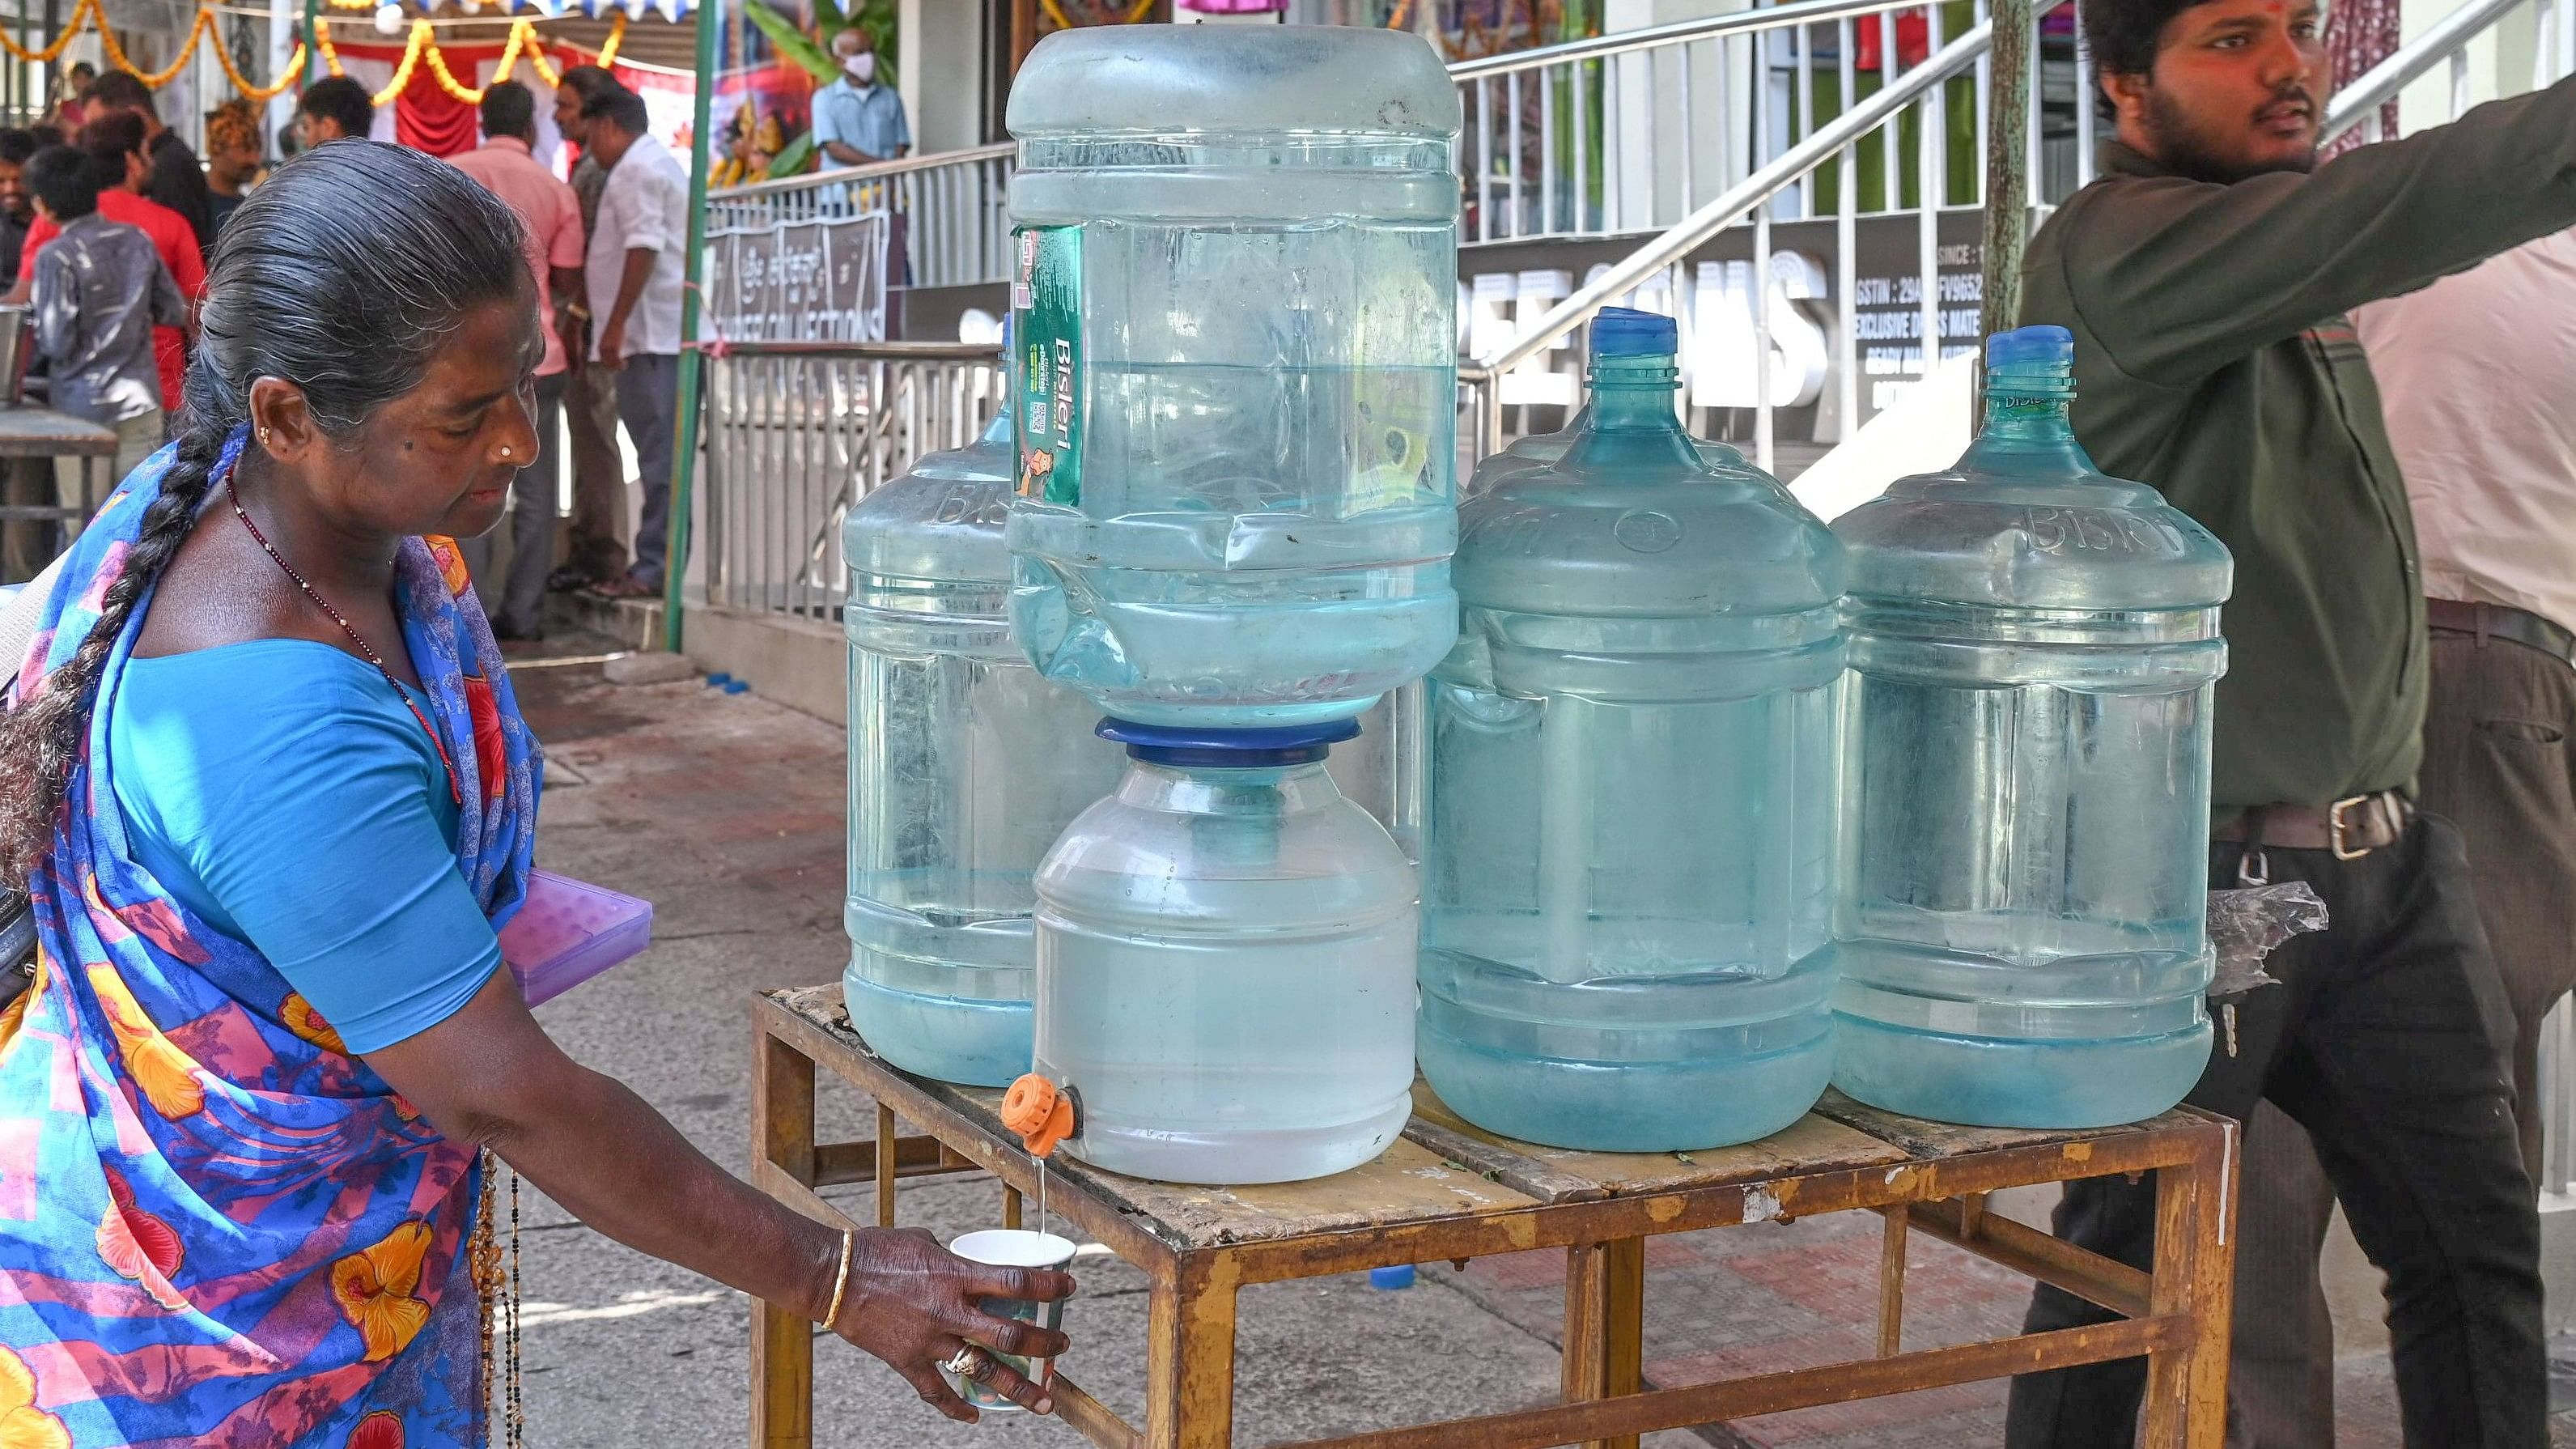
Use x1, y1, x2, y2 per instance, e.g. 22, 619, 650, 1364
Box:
749, 992, 2238, 1449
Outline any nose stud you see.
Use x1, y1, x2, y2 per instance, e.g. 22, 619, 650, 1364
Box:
500, 445, 513, 458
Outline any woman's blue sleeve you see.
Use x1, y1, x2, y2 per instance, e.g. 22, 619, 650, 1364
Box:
130, 688, 503, 1055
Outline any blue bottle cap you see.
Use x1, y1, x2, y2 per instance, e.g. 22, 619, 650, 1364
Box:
1589, 306, 1678, 358
1984, 325, 2077, 399
1986, 325, 2073, 372
1369, 1264, 1416, 1290
1096, 717, 1360, 769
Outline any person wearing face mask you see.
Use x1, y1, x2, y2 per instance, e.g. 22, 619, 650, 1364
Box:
812, 27, 910, 176
809, 23, 913, 319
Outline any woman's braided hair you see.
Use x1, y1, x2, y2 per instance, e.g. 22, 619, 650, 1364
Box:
0, 138, 530, 885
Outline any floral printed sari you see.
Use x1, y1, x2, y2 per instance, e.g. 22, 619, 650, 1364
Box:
0, 431, 541, 1448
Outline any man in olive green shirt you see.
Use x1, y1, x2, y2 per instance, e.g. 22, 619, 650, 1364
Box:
2001, 0, 2576, 1442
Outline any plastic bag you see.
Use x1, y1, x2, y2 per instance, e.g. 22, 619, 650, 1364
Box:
2205, 880, 2329, 1001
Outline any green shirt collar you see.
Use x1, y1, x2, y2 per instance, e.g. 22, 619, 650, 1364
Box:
2095, 139, 2168, 180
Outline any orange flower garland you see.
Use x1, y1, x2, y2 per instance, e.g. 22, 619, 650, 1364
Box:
0, 0, 611, 107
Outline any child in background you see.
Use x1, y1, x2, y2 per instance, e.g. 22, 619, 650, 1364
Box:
24, 144, 183, 517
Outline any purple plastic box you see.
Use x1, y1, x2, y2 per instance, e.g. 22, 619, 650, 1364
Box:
499, 871, 654, 1006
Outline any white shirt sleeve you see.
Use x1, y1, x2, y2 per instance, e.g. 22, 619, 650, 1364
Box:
624, 163, 682, 256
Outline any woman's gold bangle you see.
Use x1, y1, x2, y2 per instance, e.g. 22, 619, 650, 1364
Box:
822, 1228, 855, 1329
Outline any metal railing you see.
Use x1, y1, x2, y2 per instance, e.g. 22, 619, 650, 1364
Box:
701, 4, 2073, 285
699, 341, 1004, 619
1450, 0, 2008, 244
695, 0, 2576, 619
707, 143, 1016, 293
2322, 0, 2574, 142
698, 22, 1992, 618
1467, 21, 1996, 474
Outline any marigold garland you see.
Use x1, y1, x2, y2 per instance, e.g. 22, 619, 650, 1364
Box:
95, 5, 210, 87
215, 31, 307, 100
331, 11, 605, 103
317, 19, 427, 105
0, 0, 616, 106
0, 0, 100, 64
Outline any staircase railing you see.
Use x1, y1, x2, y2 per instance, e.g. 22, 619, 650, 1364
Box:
1462, 21, 1995, 474
1448, 0, 2002, 244
703, 0, 2060, 292
2321, 0, 2573, 143
698, 0, 2576, 626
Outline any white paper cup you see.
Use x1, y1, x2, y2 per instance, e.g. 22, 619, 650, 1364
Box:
944, 1229, 1077, 1413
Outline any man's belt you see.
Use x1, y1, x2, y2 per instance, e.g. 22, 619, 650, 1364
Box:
2213, 790, 2411, 860
2426, 597, 2576, 669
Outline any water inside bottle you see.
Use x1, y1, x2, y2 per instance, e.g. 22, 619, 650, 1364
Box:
1033, 726, 1418, 1185
1824, 325, 2232, 1128
1417, 308, 1844, 1153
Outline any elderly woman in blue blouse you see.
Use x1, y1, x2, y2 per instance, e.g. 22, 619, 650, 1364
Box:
0, 139, 1070, 1449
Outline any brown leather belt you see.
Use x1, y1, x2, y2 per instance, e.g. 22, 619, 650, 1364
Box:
2213, 789, 2411, 860
2425, 597, 2576, 669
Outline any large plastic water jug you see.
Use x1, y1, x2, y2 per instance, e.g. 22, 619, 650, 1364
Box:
1030, 720, 1416, 1183
1003, 27, 1462, 728
1826, 325, 2232, 1128
843, 400, 1126, 1086
1418, 309, 1846, 1152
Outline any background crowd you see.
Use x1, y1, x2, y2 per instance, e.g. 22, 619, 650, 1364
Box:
0, 62, 688, 623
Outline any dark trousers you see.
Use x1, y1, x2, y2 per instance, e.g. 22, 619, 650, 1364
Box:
562, 357, 629, 582
614, 352, 681, 590
2220, 623, 2576, 1447
2425, 625, 2576, 1180
458, 372, 566, 635
2003, 817, 2544, 1449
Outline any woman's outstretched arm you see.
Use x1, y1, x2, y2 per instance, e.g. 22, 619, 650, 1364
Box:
364, 971, 1074, 1421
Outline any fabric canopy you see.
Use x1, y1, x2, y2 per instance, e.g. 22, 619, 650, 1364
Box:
326, 36, 700, 159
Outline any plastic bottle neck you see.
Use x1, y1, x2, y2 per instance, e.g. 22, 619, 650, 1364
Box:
1962, 373, 2101, 478
1120, 758, 1339, 815
977, 402, 1014, 448
1561, 352, 1703, 471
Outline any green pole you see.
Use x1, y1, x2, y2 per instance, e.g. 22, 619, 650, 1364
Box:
302, 0, 320, 84
661, 0, 719, 654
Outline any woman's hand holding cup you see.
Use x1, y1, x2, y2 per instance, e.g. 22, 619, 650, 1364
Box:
830, 1226, 1076, 1421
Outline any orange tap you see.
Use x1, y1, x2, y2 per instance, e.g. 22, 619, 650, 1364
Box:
1001, 1074, 1076, 1159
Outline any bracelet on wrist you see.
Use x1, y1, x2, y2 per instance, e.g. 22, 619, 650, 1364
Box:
821, 1228, 855, 1329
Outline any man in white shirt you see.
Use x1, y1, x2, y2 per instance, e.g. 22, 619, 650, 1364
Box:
2361, 232, 2576, 1185
580, 86, 689, 598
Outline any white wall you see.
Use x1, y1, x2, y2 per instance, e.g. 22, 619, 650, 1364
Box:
2392, 0, 2556, 133
1603, 0, 1759, 235
898, 0, 984, 154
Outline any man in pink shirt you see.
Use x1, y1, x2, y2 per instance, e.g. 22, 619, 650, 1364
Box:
448, 80, 583, 640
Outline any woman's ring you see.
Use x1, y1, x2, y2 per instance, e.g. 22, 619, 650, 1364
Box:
942, 1346, 986, 1379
